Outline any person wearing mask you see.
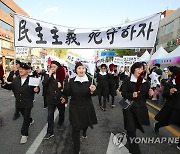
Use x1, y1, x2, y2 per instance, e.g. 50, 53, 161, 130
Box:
120, 66, 130, 82
42, 65, 51, 109
121, 62, 154, 154
161, 68, 169, 80
154, 66, 180, 150
0, 64, 4, 126
114, 65, 120, 90
141, 62, 150, 80
64, 62, 97, 154
96, 64, 109, 111
0, 63, 40, 144
153, 63, 162, 81
7, 60, 21, 120
108, 64, 117, 107
0, 64, 4, 84
43, 61, 66, 140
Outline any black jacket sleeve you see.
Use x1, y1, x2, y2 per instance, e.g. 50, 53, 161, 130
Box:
7, 71, 14, 82
121, 78, 133, 100
63, 78, 72, 96
42, 75, 51, 87
1, 81, 14, 91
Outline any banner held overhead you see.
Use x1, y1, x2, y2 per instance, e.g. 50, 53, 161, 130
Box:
14, 13, 161, 49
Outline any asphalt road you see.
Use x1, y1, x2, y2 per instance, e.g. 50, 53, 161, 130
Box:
0, 86, 179, 154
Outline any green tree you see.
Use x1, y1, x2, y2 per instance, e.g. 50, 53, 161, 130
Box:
50, 49, 68, 59
107, 49, 136, 57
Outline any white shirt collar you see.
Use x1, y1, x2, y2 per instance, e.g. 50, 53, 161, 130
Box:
53, 74, 56, 79
130, 74, 146, 83
21, 77, 27, 86
74, 74, 89, 83
99, 71, 107, 76
125, 71, 130, 76
172, 79, 176, 85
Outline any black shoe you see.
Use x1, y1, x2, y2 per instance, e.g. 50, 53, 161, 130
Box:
13, 114, 20, 120
43, 133, 54, 140
153, 122, 159, 134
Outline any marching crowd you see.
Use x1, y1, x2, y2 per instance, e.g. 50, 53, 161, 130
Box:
0, 60, 180, 154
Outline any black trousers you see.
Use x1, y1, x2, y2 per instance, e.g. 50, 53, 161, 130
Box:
72, 127, 88, 154
107, 95, 115, 105
14, 103, 20, 116
43, 95, 47, 108
47, 104, 65, 134
98, 95, 107, 108
127, 130, 141, 154
19, 108, 32, 136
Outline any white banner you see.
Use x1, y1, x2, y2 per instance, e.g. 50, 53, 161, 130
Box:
66, 54, 80, 64
14, 13, 161, 49
113, 57, 124, 66
67, 62, 77, 79
123, 56, 137, 66
15, 47, 29, 56
66, 54, 95, 75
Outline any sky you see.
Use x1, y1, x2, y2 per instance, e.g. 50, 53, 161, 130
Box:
13, 0, 180, 59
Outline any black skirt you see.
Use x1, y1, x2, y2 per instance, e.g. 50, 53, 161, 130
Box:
123, 106, 150, 133
69, 103, 98, 130
155, 106, 180, 126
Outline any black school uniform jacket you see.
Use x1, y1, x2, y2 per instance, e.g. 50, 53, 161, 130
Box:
121, 75, 151, 132
155, 80, 180, 126
42, 74, 63, 105
108, 72, 117, 96
2, 76, 39, 108
96, 72, 109, 96
7, 70, 19, 82
64, 75, 98, 130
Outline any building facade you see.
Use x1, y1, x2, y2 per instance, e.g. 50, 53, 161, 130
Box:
156, 8, 180, 52
0, 0, 28, 72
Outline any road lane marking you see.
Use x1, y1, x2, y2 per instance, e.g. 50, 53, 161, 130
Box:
148, 111, 180, 137
146, 101, 161, 111
26, 109, 59, 154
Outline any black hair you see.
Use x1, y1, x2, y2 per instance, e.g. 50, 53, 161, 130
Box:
51, 61, 61, 67
16, 60, 21, 65
171, 66, 180, 76
130, 62, 144, 74
155, 63, 160, 68
75, 62, 84, 74
100, 64, 107, 69
142, 61, 147, 65
27, 62, 31, 66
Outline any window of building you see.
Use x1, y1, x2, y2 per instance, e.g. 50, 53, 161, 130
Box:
1, 39, 14, 50
0, 20, 14, 33
0, 1, 15, 16
161, 22, 174, 36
